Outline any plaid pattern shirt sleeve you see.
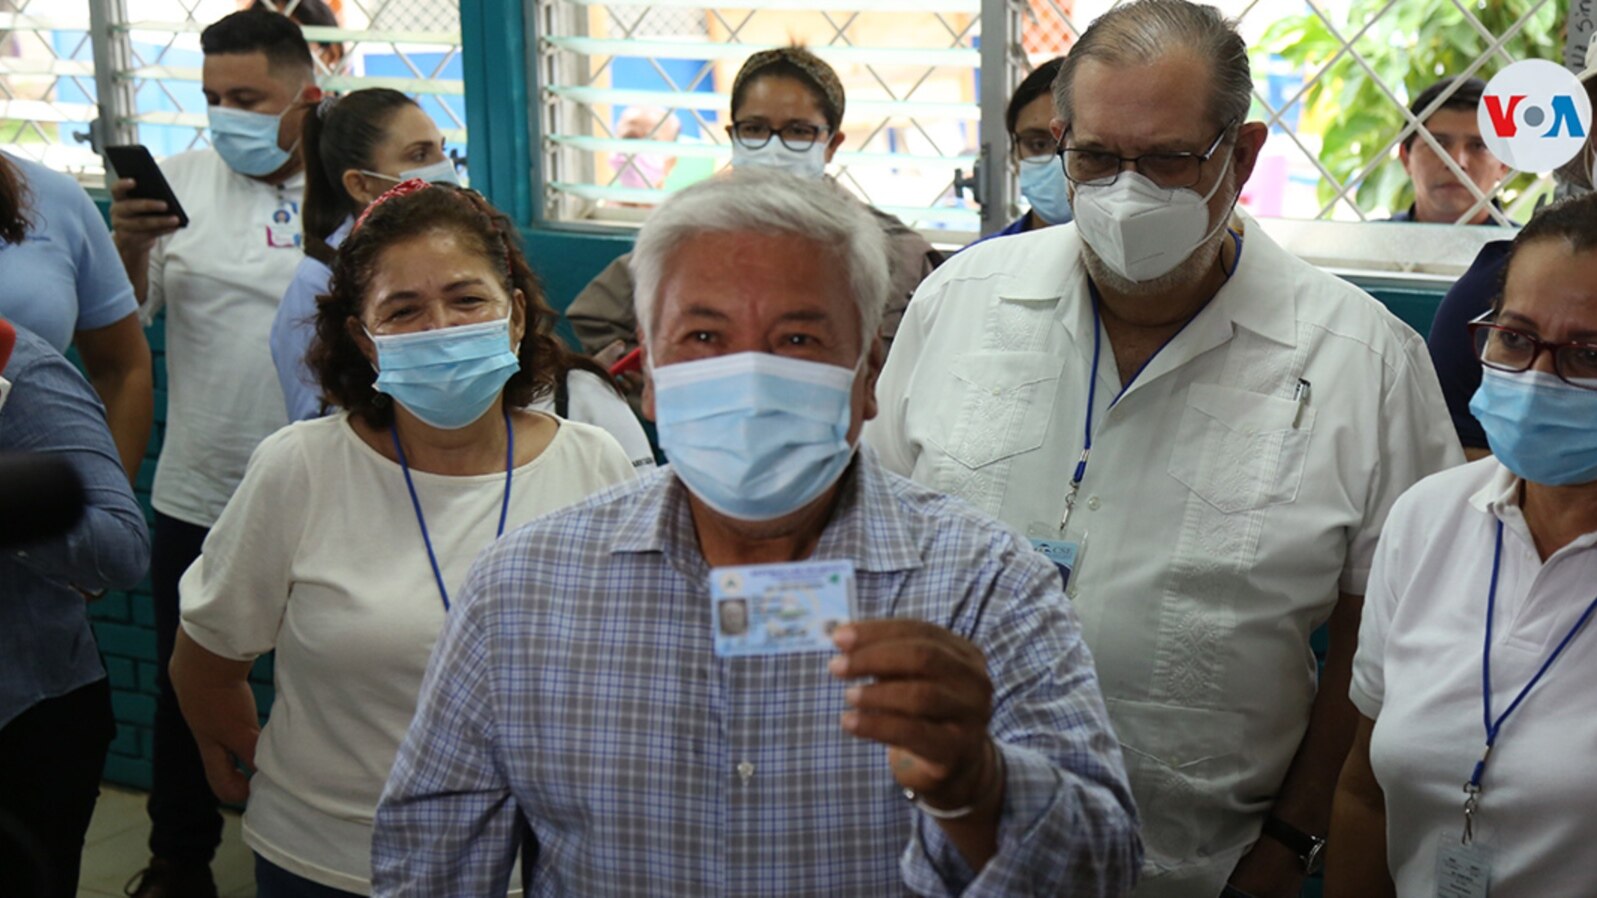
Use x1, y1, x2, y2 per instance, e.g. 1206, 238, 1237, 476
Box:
373, 452, 1138, 897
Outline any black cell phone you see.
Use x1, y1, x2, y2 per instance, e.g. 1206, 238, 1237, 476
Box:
105, 144, 189, 228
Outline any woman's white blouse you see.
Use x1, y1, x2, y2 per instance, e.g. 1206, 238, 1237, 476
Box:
1352, 458, 1597, 896
179, 412, 636, 892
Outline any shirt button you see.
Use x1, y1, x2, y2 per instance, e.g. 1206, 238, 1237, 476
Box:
1087, 496, 1101, 511
735, 761, 755, 783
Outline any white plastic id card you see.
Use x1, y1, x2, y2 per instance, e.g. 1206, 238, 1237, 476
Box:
710, 559, 856, 658
1436, 832, 1492, 898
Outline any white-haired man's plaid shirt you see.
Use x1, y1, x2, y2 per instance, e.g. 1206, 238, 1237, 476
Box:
372, 448, 1141, 897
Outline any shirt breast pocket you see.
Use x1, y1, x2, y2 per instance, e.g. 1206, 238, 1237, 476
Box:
1167, 383, 1313, 514
929, 351, 1062, 470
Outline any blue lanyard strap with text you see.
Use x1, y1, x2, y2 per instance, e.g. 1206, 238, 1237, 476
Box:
390, 407, 515, 611
1462, 519, 1597, 843
1060, 229, 1243, 534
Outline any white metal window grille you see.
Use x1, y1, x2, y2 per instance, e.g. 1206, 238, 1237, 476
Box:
0, 0, 468, 185
534, 0, 1573, 273
0, 0, 103, 177
534, 0, 999, 238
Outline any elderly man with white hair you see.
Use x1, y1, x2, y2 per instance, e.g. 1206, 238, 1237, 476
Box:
867, 1, 1460, 896
369, 167, 1141, 897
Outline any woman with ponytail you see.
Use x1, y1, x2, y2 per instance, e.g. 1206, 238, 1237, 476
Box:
269, 91, 653, 467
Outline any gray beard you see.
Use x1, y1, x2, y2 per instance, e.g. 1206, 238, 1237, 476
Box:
1082, 219, 1230, 298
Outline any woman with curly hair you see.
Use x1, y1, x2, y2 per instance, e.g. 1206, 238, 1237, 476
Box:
167, 181, 637, 896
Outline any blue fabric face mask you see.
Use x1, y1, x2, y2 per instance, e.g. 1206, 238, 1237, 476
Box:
1469, 368, 1597, 486
363, 158, 462, 188
369, 317, 520, 430
652, 351, 858, 521
1018, 155, 1072, 225
209, 105, 294, 177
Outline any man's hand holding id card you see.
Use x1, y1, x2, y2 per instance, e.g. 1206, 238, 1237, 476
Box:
710, 560, 856, 658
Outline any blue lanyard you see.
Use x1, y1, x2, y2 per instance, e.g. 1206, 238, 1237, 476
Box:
1060, 230, 1242, 532
1463, 519, 1597, 842
390, 408, 514, 611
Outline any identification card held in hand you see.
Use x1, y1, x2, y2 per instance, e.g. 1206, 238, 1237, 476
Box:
710, 559, 856, 658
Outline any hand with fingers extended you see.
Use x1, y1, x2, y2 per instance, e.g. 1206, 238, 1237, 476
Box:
108, 177, 182, 258
830, 619, 1006, 864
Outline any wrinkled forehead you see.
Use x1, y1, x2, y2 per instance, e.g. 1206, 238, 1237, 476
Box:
1067, 54, 1220, 152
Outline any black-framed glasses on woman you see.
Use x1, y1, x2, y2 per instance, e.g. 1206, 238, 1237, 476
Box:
1059, 121, 1235, 190
1468, 314, 1597, 390
728, 120, 830, 152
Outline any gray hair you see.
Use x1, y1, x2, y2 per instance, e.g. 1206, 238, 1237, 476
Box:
630, 168, 890, 354
1052, 0, 1251, 134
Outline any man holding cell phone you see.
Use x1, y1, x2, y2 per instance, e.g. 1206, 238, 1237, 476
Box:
108, 10, 322, 898
372, 168, 1141, 897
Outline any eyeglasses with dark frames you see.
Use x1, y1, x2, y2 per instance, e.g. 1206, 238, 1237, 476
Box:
728, 120, 831, 152
1059, 121, 1236, 189
1468, 313, 1597, 391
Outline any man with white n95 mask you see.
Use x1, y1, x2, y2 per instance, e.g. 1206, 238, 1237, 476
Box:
371, 167, 1140, 897
866, 2, 1462, 897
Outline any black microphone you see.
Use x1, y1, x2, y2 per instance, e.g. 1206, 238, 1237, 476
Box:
0, 452, 86, 550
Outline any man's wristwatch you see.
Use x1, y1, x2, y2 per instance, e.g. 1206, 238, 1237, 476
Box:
1261, 815, 1326, 875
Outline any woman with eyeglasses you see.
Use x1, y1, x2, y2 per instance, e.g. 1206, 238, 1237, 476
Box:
269, 89, 655, 468
1327, 193, 1597, 897
169, 182, 639, 896
566, 46, 942, 401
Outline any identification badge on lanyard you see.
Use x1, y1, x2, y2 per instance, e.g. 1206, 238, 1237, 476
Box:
709, 559, 856, 658
1436, 832, 1492, 898
1027, 523, 1088, 592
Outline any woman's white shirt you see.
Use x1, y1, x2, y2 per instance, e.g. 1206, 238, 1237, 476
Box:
178, 412, 637, 893
1352, 457, 1597, 895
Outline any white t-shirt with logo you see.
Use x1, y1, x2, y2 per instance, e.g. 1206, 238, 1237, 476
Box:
144, 148, 305, 528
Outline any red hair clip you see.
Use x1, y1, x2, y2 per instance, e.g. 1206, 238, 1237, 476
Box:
353, 177, 432, 233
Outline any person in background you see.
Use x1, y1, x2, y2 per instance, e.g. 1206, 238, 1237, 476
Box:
250, 0, 344, 72
610, 104, 681, 198
0, 151, 153, 483
866, 2, 1462, 895
1427, 39, 1597, 459
0, 318, 151, 898
1388, 77, 1511, 226
566, 46, 943, 401
171, 181, 638, 896
1329, 194, 1597, 897
371, 167, 1139, 897
109, 10, 322, 896
269, 88, 654, 467
967, 56, 1071, 250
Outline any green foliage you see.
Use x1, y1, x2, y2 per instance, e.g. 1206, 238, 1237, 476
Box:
1257, 0, 1561, 218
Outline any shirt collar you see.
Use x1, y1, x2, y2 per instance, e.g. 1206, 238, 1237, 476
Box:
1469, 460, 1521, 515
1041, 213, 1299, 349
609, 445, 923, 575
329, 215, 354, 249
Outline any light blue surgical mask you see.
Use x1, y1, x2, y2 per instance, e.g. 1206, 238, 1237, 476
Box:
362, 158, 462, 188
1469, 368, 1597, 486
209, 105, 295, 177
369, 316, 520, 430
653, 351, 858, 521
1018, 155, 1072, 226
730, 139, 828, 180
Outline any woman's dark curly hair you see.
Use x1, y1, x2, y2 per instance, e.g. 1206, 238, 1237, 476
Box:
308, 184, 613, 428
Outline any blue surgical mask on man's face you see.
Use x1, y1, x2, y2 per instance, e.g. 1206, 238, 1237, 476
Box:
1018, 155, 1073, 225
1469, 367, 1597, 485
209, 104, 295, 177
651, 351, 858, 520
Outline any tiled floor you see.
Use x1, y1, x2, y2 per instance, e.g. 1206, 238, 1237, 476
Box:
76, 785, 255, 898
